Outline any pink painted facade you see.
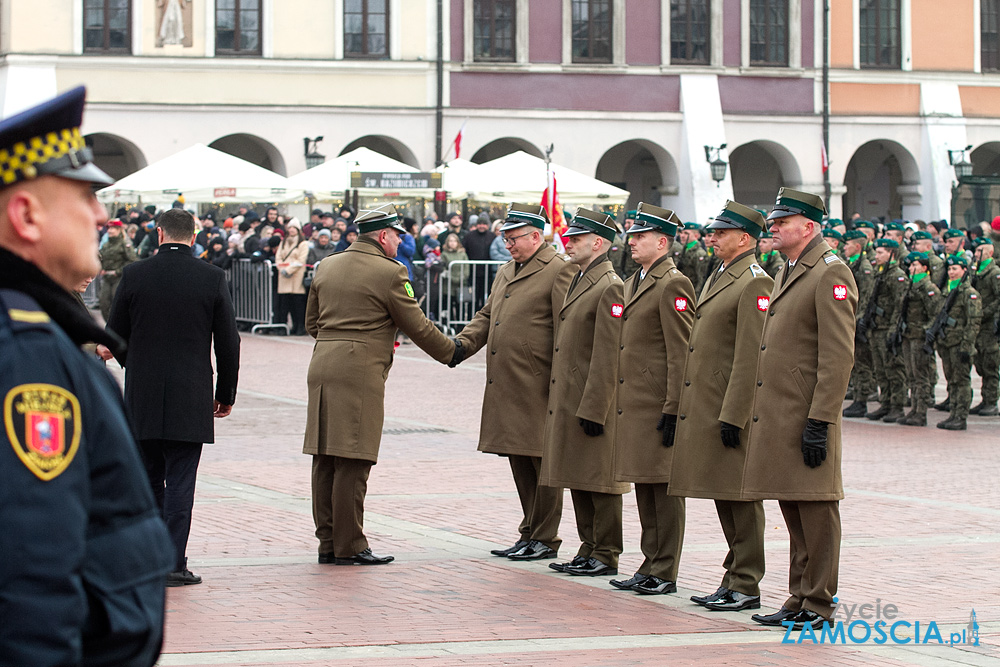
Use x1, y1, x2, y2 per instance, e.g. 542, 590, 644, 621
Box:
625, 0, 661, 65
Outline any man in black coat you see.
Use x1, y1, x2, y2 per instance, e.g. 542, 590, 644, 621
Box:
108, 208, 241, 587
462, 215, 495, 311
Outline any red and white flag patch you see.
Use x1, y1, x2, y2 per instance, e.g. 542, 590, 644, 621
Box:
756, 296, 770, 311
611, 303, 624, 318
675, 297, 688, 312
833, 285, 848, 301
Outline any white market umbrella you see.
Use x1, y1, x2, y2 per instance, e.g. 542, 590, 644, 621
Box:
287, 147, 429, 200
97, 143, 301, 205
471, 151, 629, 205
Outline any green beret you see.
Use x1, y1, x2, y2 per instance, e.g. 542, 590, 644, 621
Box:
875, 238, 899, 249
947, 255, 968, 268
767, 187, 827, 223
564, 207, 619, 242
971, 236, 992, 248
885, 221, 905, 231
759, 230, 773, 238
822, 229, 844, 242
355, 203, 406, 234
942, 228, 966, 240
707, 200, 766, 239
911, 230, 933, 241
853, 220, 875, 230
628, 202, 679, 236
843, 230, 867, 242
905, 251, 930, 266
683, 222, 702, 232
826, 218, 844, 227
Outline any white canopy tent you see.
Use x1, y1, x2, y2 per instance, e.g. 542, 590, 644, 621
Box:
97, 143, 301, 205
287, 147, 432, 200
434, 158, 486, 198
468, 151, 629, 205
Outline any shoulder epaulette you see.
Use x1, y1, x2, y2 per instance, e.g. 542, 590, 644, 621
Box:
0, 289, 53, 333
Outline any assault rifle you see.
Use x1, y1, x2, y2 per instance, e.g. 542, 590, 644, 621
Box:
924, 269, 969, 354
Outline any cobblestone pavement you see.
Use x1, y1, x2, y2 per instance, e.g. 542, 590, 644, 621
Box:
107, 333, 999, 666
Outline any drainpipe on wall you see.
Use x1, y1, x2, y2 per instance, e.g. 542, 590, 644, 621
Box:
822, 0, 832, 208
435, 0, 444, 167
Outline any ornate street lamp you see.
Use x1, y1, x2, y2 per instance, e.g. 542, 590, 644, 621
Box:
948, 145, 973, 182
304, 136, 325, 169
704, 144, 728, 186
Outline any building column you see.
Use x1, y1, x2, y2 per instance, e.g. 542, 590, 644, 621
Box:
920, 82, 967, 222
678, 74, 733, 223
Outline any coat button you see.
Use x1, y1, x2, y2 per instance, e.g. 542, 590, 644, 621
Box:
561, 316, 565, 321
491, 350, 496, 354
757, 380, 762, 386
696, 313, 701, 319
689, 345, 694, 352
623, 315, 627, 320
620, 345, 624, 350
548, 410, 553, 414
554, 347, 559, 352
619, 378, 624, 384
505, 294, 510, 298
488, 379, 493, 384
753, 416, 758, 422
617, 408, 623, 414
685, 380, 690, 386
769, 311, 775, 316
761, 344, 766, 350
496, 321, 500, 326
551, 379, 556, 384
680, 414, 686, 420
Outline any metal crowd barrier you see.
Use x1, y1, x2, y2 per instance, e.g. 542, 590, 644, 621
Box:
227, 258, 288, 334
422, 260, 504, 334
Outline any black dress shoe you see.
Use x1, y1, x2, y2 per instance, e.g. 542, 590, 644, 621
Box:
752, 606, 798, 626
704, 590, 761, 611
334, 548, 394, 565
318, 552, 336, 564
691, 586, 729, 606
631, 575, 677, 595
507, 540, 557, 560
564, 557, 617, 577
166, 569, 202, 587
490, 540, 529, 557
790, 609, 828, 629
609, 572, 648, 590
549, 555, 589, 572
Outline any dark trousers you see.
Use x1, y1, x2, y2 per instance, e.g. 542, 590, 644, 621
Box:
634, 482, 685, 581
508, 454, 563, 551
715, 499, 766, 596
779, 499, 841, 618
311, 455, 372, 557
139, 439, 203, 572
275, 292, 307, 334
570, 489, 623, 567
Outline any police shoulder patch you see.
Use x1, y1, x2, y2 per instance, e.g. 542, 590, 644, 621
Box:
404, 281, 415, 298
4, 384, 81, 481
749, 263, 766, 277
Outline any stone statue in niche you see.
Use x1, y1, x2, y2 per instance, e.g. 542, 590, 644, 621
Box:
157, 0, 193, 47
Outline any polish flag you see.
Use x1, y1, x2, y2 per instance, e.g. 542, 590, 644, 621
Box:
821, 140, 829, 174
541, 170, 567, 248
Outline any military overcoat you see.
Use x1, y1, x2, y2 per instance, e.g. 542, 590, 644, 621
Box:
458, 243, 575, 457
740, 238, 858, 501
613, 256, 695, 484
669, 252, 774, 500
303, 238, 454, 463
539, 257, 629, 494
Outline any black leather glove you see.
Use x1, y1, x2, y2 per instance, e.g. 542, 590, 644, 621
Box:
801, 418, 829, 468
579, 418, 604, 437
656, 413, 677, 448
448, 338, 465, 368
959, 351, 971, 364
720, 421, 741, 449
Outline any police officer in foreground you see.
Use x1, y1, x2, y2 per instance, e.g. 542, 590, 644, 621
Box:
304, 204, 461, 564
894, 252, 942, 426
457, 203, 575, 561
932, 256, 982, 431
842, 230, 876, 418
539, 209, 627, 577
742, 188, 857, 630
865, 239, 908, 423
610, 203, 695, 595
669, 201, 773, 613
969, 237, 1000, 416
0, 87, 174, 666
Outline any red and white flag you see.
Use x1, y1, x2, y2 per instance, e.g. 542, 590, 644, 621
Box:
821, 140, 829, 174
445, 120, 467, 162
541, 169, 567, 248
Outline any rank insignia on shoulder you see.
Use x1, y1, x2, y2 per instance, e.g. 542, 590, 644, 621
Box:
824, 255, 841, 264
8, 308, 50, 324
750, 263, 765, 277
404, 281, 415, 298
4, 383, 81, 481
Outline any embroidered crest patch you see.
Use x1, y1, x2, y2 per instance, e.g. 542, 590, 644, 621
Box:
404, 281, 415, 298
757, 296, 770, 311
4, 384, 81, 481
675, 297, 688, 312
611, 303, 624, 318
833, 285, 848, 301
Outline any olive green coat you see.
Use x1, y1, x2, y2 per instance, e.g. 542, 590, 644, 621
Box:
303, 238, 455, 463
539, 257, 629, 494
613, 256, 696, 484
741, 238, 858, 501
669, 252, 774, 500
458, 243, 575, 457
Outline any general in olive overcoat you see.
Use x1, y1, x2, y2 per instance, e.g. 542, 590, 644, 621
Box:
670, 251, 773, 500
740, 237, 857, 502
539, 256, 628, 494
303, 237, 455, 463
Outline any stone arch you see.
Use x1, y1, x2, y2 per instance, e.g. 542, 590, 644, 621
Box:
729, 140, 803, 211
470, 137, 544, 164
208, 133, 287, 175
971, 142, 1000, 176
595, 139, 678, 211
84, 133, 147, 181
842, 140, 921, 222
339, 135, 420, 168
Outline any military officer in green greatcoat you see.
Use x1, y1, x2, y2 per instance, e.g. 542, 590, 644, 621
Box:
98, 218, 137, 320
669, 201, 773, 613
969, 237, 1000, 416
932, 255, 982, 430
756, 231, 784, 278
894, 252, 943, 426
742, 188, 857, 631
675, 222, 709, 294
865, 239, 909, 423
610, 203, 695, 596
842, 230, 876, 417
540, 209, 627, 577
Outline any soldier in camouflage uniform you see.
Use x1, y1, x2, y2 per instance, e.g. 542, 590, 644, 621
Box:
895, 252, 943, 426
756, 231, 783, 278
933, 228, 970, 411
865, 239, 909, 422
843, 230, 877, 417
970, 237, 1000, 416
98, 219, 137, 320
933, 256, 982, 430
614, 211, 642, 280
675, 222, 709, 293
854, 220, 877, 262
911, 231, 946, 286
